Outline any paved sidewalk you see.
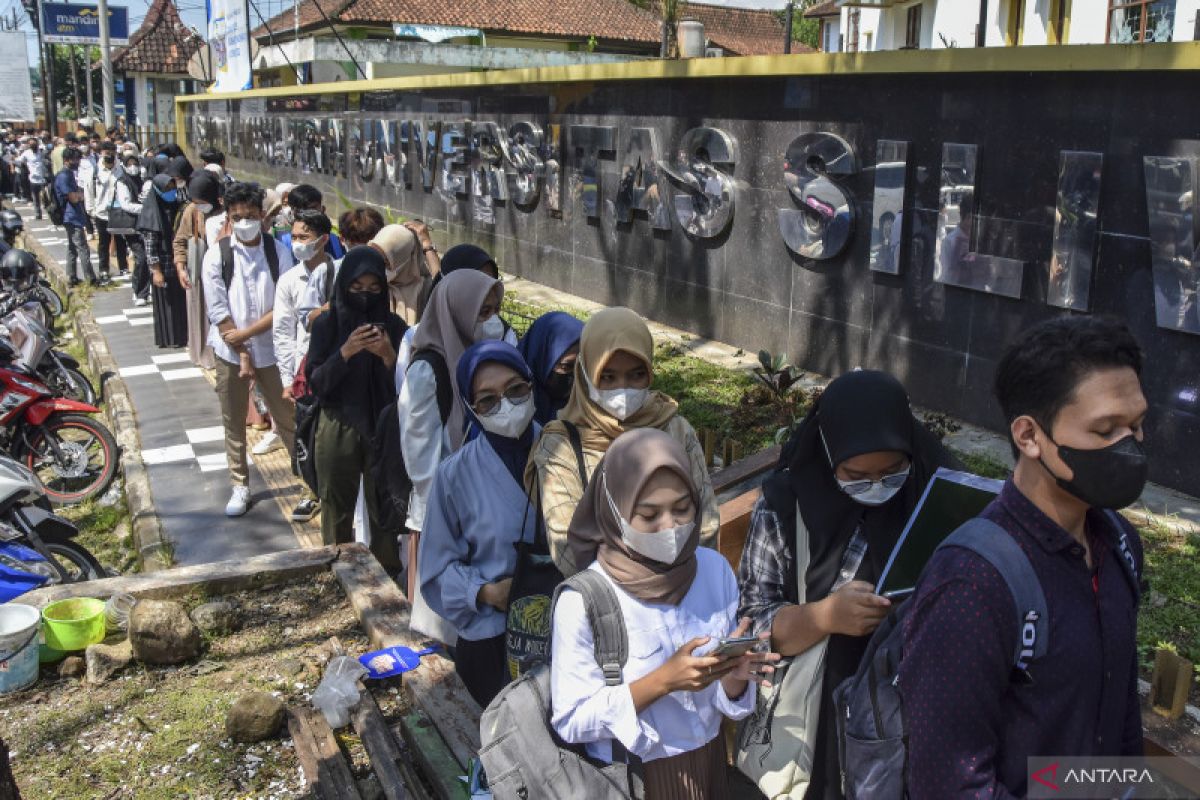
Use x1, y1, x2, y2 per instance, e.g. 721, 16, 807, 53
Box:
17, 202, 312, 565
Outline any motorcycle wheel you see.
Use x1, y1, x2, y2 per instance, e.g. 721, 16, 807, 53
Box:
39, 531, 104, 582
23, 413, 119, 506
45, 366, 98, 405
36, 280, 64, 317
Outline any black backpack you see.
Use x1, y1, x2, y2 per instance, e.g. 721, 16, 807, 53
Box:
833, 512, 1141, 799
370, 349, 452, 533
43, 178, 65, 226
219, 235, 279, 287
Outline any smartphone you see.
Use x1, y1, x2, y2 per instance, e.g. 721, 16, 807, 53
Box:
368, 322, 386, 333
711, 635, 760, 660
883, 588, 915, 601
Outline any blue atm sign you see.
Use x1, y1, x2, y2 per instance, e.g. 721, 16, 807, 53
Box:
41, 3, 130, 45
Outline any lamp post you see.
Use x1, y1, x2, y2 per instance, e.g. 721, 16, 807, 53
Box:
98, 0, 114, 130
784, 0, 794, 54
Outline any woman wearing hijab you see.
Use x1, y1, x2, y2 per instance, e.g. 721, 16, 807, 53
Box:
306, 246, 406, 561
114, 152, 150, 306
525, 306, 718, 577
517, 311, 584, 426
419, 340, 538, 707
735, 369, 959, 799
172, 171, 222, 369
369, 224, 433, 325
552, 428, 779, 799
137, 173, 188, 348
436, 242, 498, 281
398, 268, 505, 642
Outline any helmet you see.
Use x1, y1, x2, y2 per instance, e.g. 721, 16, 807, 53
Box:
0, 249, 37, 288
0, 209, 22, 236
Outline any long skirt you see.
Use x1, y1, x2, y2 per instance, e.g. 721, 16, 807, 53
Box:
185, 284, 215, 369
152, 268, 189, 349
642, 734, 730, 800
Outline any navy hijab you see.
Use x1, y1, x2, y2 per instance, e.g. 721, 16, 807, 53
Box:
455, 340, 536, 487
517, 311, 583, 425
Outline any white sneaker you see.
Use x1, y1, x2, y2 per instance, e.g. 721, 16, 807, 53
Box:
225, 485, 251, 517
134, 297, 147, 307
252, 431, 283, 455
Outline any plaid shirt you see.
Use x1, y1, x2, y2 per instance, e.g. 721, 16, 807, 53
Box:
736, 496, 866, 638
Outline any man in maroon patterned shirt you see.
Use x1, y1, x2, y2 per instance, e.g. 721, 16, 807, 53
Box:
900, 316, 1147, 798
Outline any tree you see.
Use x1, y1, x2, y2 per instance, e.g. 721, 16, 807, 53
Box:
775, 0, 821, 52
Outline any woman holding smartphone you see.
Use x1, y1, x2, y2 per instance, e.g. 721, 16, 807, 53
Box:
551, 428, 780, 799
305, 246, 406, 560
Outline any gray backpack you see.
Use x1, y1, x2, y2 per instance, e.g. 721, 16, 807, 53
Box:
833, 513, 1140, 799
479, 569, 645, 800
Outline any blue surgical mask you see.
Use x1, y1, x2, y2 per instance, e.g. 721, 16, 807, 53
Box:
159, 188, 178, 203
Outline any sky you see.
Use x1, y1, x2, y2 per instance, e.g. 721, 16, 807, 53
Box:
16, 0, 796, 69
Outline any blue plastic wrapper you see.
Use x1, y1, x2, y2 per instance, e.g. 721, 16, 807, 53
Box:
358, 645, 437, 679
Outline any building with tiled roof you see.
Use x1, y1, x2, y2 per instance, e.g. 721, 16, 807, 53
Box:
677, 1, 811, 56
110, 0, 203, 131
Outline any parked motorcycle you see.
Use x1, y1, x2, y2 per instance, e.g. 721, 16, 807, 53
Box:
0, 215, 64, 318
0, 290, 97, 405
0, 454, 103, 601
0, 338, 118, 505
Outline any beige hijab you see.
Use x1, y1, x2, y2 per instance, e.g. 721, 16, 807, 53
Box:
569, 428, 701, 605
412, 269, 502, 449
371, 224, 429, 326
544, 306, 678, 453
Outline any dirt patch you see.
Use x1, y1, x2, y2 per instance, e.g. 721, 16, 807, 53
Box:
1, 572, 408, 799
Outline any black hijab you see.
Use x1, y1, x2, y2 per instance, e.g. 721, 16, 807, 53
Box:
762, 369, 959, 602
136, 173, 178, 235
330, 245, 390, 343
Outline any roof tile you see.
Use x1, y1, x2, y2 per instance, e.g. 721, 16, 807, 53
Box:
678, 1, 811, 56
111, 0, 205, 75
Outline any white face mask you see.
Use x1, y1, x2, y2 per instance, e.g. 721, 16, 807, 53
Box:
276, 207, 295, 229
291, 238, 320, 263
474, 314, 505, 342
835, 468, 910, 507
195, 202, 213, 215
581, 360, 648, 421
476, 396, 535, 439
603, 471, 693, 564
233, 218, 261, 243
125, 165, 141, 177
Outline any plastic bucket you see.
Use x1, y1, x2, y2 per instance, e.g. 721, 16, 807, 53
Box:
0, 603, 41, 693
41, 597, 106, 652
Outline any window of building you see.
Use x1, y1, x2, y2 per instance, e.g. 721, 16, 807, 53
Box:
904, 3, 923, 48
1108, 0, 1176, 43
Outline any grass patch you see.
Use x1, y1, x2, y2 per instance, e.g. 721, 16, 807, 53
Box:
1135, 515, 1200, 681
951, 450, 1012, 481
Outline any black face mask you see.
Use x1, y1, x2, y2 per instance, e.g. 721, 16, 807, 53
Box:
345, 290, 376, 313
1041, 432, 1148, 510
545, 370, 574, 401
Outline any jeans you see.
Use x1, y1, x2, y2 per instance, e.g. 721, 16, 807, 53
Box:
64, 224, 96, 283
95, 219, 128, 276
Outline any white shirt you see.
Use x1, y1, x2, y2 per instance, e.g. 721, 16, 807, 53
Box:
551, 549, 755, 764
202, 236, 292, 368
393, 324, 518, 395
204, 213, 226, 248
85, 165, 118, 220
298, 259, 338, 328
271, 258, 323, 387
19, 149, 45, 184
397, 356, 453, 531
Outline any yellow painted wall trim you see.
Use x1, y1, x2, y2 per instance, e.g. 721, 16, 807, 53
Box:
177, 42, 1200, 105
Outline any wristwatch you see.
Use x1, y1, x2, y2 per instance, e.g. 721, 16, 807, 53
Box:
423, 245, 437, 254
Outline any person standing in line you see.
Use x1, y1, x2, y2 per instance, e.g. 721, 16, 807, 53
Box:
551, 428, 779, 799
900, 316, 1147, 798
54, 146, 99, 287
115, 152, 151, 306
272, 209, 332, 523
368, 224, 434, 325
138, 173, 188, 348
518, 311, 584, 426
173, 171, 223, 369
298, 207, 383, 325
19, 138, 46, 220
305, 246, 405, 557
86, 142, 130, 281
200, 182, 298, 518
419, 340, 540, 707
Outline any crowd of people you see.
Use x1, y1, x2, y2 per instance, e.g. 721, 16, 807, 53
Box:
8, 131, 1153, 799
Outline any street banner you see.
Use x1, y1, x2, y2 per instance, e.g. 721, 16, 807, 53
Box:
41, 3, 130, 45
206, 0, 252, 93
0, 32, 36, 121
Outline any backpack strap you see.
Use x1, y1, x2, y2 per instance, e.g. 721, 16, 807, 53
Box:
219, 236, 234, 288
554, 569, 629, 686
560, 420, 589, 489
411, 349, 452, 425
262, 236, 280, 283
1102, 509, 1142, 603
937, 518, 1049, 670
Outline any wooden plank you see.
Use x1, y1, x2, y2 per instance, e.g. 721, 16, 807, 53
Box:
1144, 736, 1200, 795
1150, 649, 1193, 720
288, 707, 363, 800
718, 488, 761, 571
331, 544, 483, 770
710, 445, 780, 495
397, 711, 466, 800
21, 546, 340, 607
351, 692, 414, 800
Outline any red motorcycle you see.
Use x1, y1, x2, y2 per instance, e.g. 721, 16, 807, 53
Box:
0, 357, 118, 506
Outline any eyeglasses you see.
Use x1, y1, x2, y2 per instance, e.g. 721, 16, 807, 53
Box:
838, 469, 910, 496
472, 382, 532, 416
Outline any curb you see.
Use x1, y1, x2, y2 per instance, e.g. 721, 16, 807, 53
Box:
22, 229, 173, 572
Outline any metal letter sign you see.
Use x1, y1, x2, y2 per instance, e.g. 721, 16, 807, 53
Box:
779, 132, 858, 259
42, 3, 129, 44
